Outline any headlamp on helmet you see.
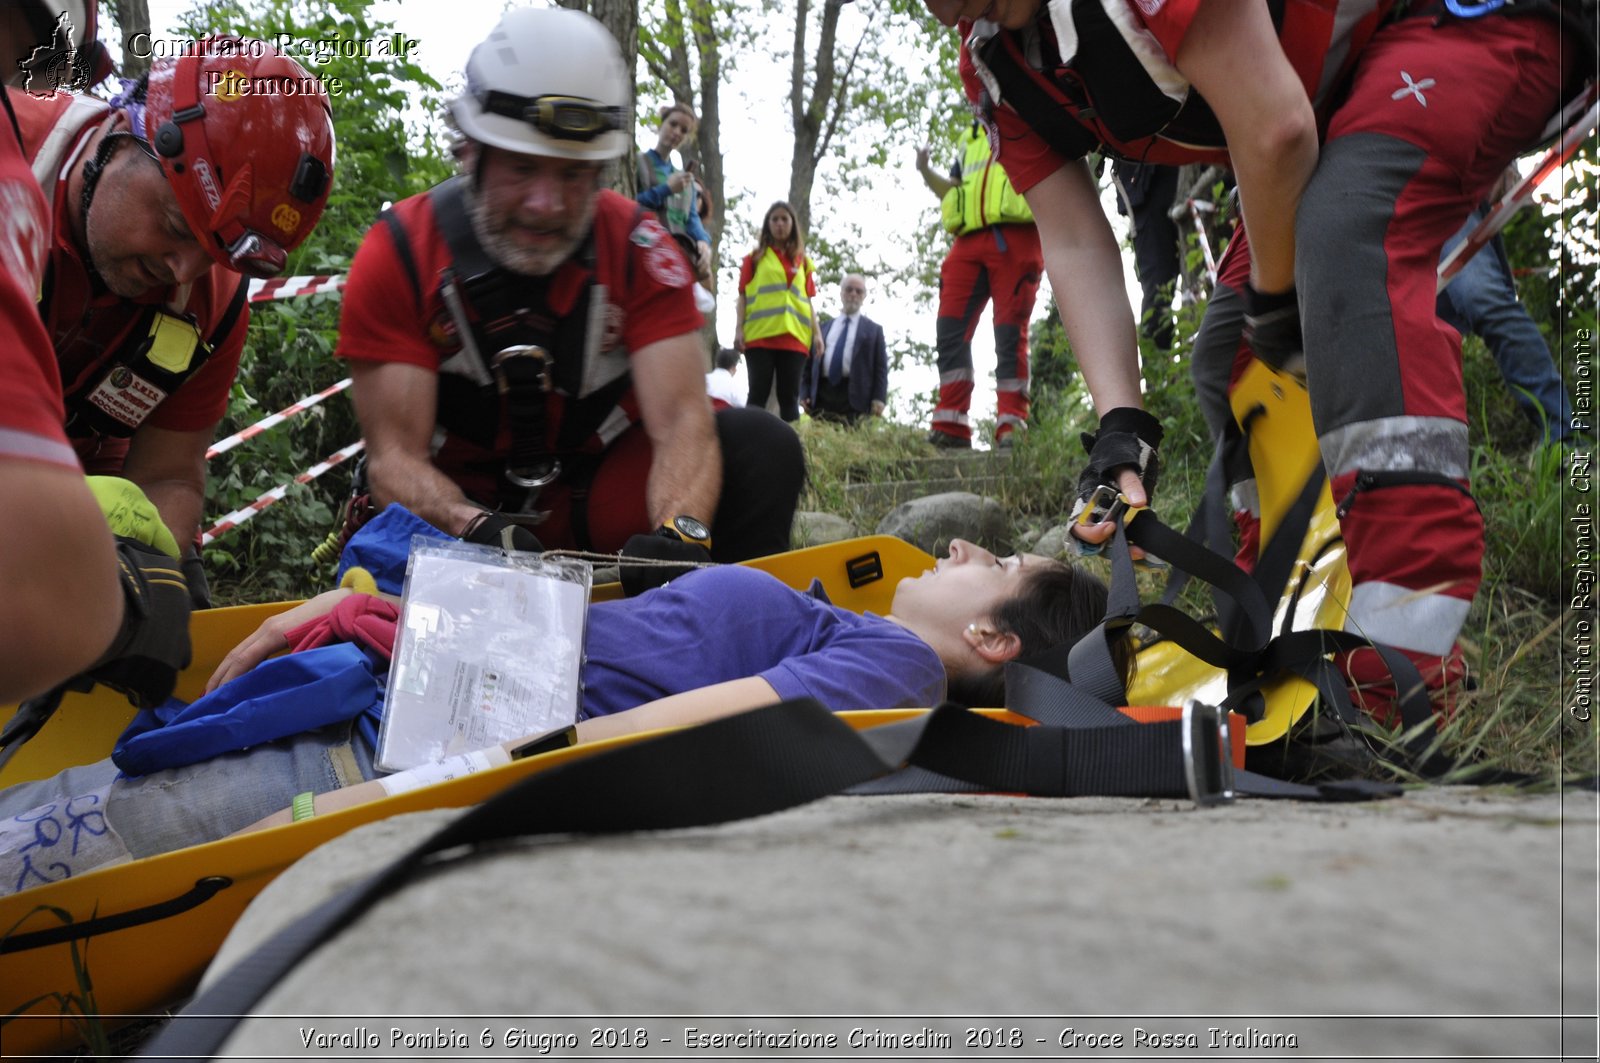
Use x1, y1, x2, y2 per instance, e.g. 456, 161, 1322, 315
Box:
477, 92, 626, 143
450, 8, 631, 162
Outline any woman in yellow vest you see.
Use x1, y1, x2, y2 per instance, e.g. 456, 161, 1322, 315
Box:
734, 201, 821, 422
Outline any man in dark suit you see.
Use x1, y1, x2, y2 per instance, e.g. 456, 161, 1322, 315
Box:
802, 273, 889, 425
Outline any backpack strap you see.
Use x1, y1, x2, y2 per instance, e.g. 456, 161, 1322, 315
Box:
377, 208, 423, 319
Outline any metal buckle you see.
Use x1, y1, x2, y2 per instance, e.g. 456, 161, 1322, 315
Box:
492, 344, 553, 396
493, 344, 559, 488
1075, 484, 1128, 529
1070, 485, 1129, 558
505, 462, 560, 490
1181, 699, 1236, 808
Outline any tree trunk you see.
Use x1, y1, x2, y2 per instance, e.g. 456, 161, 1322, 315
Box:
569, 0, 639, 198
788, 0, 847, 239
114, 0, 151, 79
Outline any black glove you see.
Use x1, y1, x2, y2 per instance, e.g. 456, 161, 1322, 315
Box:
619, 532, 711, 597
1074, 406, 1164, 518
462, 511, 544, 554
85, 536, 194, 709
1242, 284, 1304, 377
181, 552, 212, 609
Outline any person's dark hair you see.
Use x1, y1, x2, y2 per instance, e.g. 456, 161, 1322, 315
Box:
947, 561, 1134, 708
714, 347, 739, 372
755, 200, 803, 261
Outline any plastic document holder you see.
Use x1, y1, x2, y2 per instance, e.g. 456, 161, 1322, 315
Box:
377, 537, 590, 772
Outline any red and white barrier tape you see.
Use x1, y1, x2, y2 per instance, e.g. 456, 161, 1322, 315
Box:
207, 378, 353, 460
245, 273, 348, 303
200, 440, 365, 547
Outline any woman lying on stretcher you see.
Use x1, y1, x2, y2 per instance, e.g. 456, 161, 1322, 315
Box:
0, 542, 1128, 892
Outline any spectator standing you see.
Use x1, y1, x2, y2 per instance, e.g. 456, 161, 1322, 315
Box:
917, 122, 1042, 449
706, 347, 745, 408
1438, 185, 1579, 448
735, 201, 821, 422
636, 102, 713, 284
803, 273, 889, 424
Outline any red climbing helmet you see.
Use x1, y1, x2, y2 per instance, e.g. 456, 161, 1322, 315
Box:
141, 40, 336, 278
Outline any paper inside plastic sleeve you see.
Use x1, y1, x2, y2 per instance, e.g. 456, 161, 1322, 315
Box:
377, 538, 590, 772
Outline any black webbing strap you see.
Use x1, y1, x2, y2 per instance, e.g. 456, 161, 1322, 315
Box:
1061, 513, 1142, 705
969, 32, 1102, 164
1158, 410, 1251, 620
1000, 653, 1401, 803
429, 178, 561, 499
430, 176, 499, 283
140, 701, 889, 1060
377, 208, 422, 317
208, 279, 249, 352
139, 696, 1402, 1059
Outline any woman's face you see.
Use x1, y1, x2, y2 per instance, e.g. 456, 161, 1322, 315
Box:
922, 0, 1043, 30
767, 209, 794, 243
657, 110, 694, 153
891, 539, 1046, 636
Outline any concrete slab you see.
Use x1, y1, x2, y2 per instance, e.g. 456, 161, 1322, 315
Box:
201, 787, 1599, 1060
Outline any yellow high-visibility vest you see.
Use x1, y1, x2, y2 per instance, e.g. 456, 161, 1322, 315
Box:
742, 248, 815, 348
940, 125, 1034, 235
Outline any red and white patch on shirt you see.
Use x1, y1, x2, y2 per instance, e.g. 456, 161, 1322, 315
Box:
634, 216, 692, 289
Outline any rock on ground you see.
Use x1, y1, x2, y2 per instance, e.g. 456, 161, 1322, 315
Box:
876, 492, 1011, 555
792, 510, 859, 547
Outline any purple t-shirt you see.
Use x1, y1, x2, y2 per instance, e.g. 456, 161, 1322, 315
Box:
581, 566, 945, 718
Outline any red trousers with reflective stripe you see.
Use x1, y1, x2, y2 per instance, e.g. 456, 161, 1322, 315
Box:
931, 224, 1042, 441
1207, 13, 1570, 671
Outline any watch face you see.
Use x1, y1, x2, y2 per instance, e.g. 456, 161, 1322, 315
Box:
673, 515, 711, 542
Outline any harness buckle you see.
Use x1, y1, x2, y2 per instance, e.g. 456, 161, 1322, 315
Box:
492, 344, 553, 396
493, 344, 561, 489
505, 463, 561, 490
1181, 699, 1236, 808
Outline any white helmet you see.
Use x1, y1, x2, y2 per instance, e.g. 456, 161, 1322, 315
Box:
450, 7, 631, 162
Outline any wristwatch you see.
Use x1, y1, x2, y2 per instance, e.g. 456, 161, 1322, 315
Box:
656, 514, 712, 551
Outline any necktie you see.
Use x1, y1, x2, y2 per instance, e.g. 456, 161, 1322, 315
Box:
827, 317, 848, 386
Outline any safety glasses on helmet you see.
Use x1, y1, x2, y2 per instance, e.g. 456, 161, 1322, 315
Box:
477, 92, 626, 142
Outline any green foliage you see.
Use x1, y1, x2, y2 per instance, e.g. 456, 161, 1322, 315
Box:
170, 0, 454, 603
2, 905, 110, 1058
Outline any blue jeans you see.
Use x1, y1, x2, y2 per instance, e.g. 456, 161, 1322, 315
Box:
1438, 208, 1577, 445
0, 724, 377, 894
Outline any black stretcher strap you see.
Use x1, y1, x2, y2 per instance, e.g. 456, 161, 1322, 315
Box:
140, 696, 1400, 1060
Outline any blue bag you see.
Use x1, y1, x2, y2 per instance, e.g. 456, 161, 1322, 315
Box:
337, 504, 452, 595
113, 645, 383, 776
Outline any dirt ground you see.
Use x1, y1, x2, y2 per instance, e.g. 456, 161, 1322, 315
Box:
190, 786, 1599, 1061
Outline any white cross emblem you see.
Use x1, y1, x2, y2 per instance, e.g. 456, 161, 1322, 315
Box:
1391, 71, 1435, 107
